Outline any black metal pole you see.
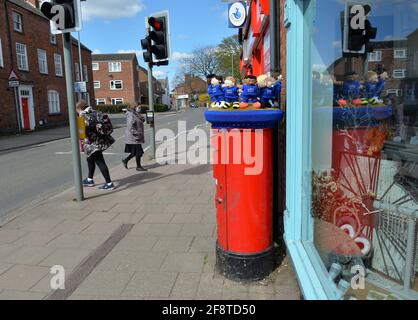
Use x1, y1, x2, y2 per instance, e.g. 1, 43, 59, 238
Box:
270, 0, 280, 76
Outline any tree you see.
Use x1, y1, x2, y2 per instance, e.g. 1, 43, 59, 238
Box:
216, 35, 242, 82
181, 46, 220, 79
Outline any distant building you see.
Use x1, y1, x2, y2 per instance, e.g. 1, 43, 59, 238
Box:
0, 0, 94, 134
172, 74, 208, 109
158, 77, 170, 106
137, 66, 165, 106
92, 53, 140, 106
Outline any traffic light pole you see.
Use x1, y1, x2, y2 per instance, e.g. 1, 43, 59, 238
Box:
63, 33, 84, 202
147, 63, 156, 160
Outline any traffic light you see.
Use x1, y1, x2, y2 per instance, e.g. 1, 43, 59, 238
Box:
40, 0, 83, 34
343, 3, 377, 54
141, 11, 170, 66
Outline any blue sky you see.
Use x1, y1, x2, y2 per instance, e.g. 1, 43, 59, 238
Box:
78, 0, 238, 86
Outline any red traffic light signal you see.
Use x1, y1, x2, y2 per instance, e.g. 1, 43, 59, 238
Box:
148, 17, 163, 31
141, 12, 170, 65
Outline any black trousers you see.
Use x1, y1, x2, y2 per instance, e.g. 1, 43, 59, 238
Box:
87, 151, 112, 184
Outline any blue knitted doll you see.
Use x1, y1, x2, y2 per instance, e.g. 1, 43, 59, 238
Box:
240, 75, 261, 109
258, 75, 278, 108
223, 76, 240, 109
208, 77, 226, 108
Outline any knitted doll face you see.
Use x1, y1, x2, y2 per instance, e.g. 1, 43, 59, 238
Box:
367, 71, 379, 83
257, 75, 267, 88
380, 71, 389, 80
225, 77, 236, 88
211, 78, 220, 86
244, 76, 257, 85
266, 77, 276, 88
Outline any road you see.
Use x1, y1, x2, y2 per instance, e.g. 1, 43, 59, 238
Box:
0, 108, 207, 220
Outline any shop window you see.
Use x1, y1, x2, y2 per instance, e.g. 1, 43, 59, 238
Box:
306, 0, 418, 300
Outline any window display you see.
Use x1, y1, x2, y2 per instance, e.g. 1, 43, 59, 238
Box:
309, 0, 418, 300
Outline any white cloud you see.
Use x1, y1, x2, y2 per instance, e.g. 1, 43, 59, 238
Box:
117, 49, 143, 56
82, 0, 145, 21
171, 52, 193, 61
93, 49, 102, 54
153, 70, 167, 78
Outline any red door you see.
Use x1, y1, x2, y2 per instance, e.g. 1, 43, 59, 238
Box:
21, 97, 30, 130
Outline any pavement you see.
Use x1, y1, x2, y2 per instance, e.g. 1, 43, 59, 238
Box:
0, 109, 199, 221
0, 110, 301, 300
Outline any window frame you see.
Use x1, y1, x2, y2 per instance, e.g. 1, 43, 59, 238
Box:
37, 49, 48, 75
96, 98, 106, 105
394, 48, 407, 59
108, 61, 122, 73
83, 65, 89, 82
75, 62, 80, 81
92, 62, 99, 71
54, 53, 63, 77
111, 98, 124, 105
110, 80, 123, 90
12, 11, 23, 33
48, 90, 61, 114
16, 42, 28, 71
93, 81, 101, 89
368, 50, 382, 62
393, 69, 406, 79
0, 38, 4, 68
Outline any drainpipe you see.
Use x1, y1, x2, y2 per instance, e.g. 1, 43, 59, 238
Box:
270, 0, 281, 77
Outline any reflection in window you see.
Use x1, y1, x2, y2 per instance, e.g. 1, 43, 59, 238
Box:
310, 0, 418, 300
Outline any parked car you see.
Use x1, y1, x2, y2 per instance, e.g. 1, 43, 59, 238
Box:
190, 103, 199, 108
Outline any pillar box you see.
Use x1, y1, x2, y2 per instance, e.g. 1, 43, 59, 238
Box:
204, 109, 284, 281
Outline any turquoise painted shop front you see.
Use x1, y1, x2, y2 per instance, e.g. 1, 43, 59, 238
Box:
284, 0, 418, 300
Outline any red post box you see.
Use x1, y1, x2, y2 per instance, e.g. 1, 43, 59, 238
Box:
205, 110, 284, 281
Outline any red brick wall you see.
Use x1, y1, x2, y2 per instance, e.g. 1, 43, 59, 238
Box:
93, 59, 139, 106
0, 0, 94, 134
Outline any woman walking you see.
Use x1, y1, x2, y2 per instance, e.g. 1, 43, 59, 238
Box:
122, 105, 147, 172
76, 100, 116, 191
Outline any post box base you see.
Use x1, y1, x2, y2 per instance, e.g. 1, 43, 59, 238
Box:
216, 245, 275, 282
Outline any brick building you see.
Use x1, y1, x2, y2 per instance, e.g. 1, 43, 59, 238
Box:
172, 74, 208, 109
0, 0, 94, 134
92, 53, 141, 107
138, 65, 165, 106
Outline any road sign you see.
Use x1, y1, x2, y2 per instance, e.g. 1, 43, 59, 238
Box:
9, 80, 20, 88
8, 70, 19, 81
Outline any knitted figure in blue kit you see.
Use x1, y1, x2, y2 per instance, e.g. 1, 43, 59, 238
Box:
208, 77, 226, 108
341, 71, 363, 106
258, 75, 277, 108
274, 75, 283, 107
223, 76, 240, 109
240, 75, 261, 109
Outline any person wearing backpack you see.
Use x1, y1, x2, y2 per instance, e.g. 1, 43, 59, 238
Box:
76, 100, 116, 191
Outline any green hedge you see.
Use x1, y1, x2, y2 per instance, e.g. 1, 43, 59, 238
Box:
140, 104, 170, 113
95, 104, 130, 114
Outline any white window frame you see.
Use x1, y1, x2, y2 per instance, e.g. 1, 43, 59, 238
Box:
83, 65, 88, 82
108, 62, 122, 73
368, 50, 382, 62
96, 98, 106, 105
92, 62, 99, 71
94, 81, 101, 89
54, 54, 63, 76
37, 49, 48, 74
110, 80, 123, 90
387, 89, 403, 97
394, 48, 407, 59
48, 90, 61, 114
16, 43, 28, 71
0, 38, 4, 68
75, 62, 80, 81
393, 69, 406, 79
111, 98, 124, 105
13, 12, 23, 32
